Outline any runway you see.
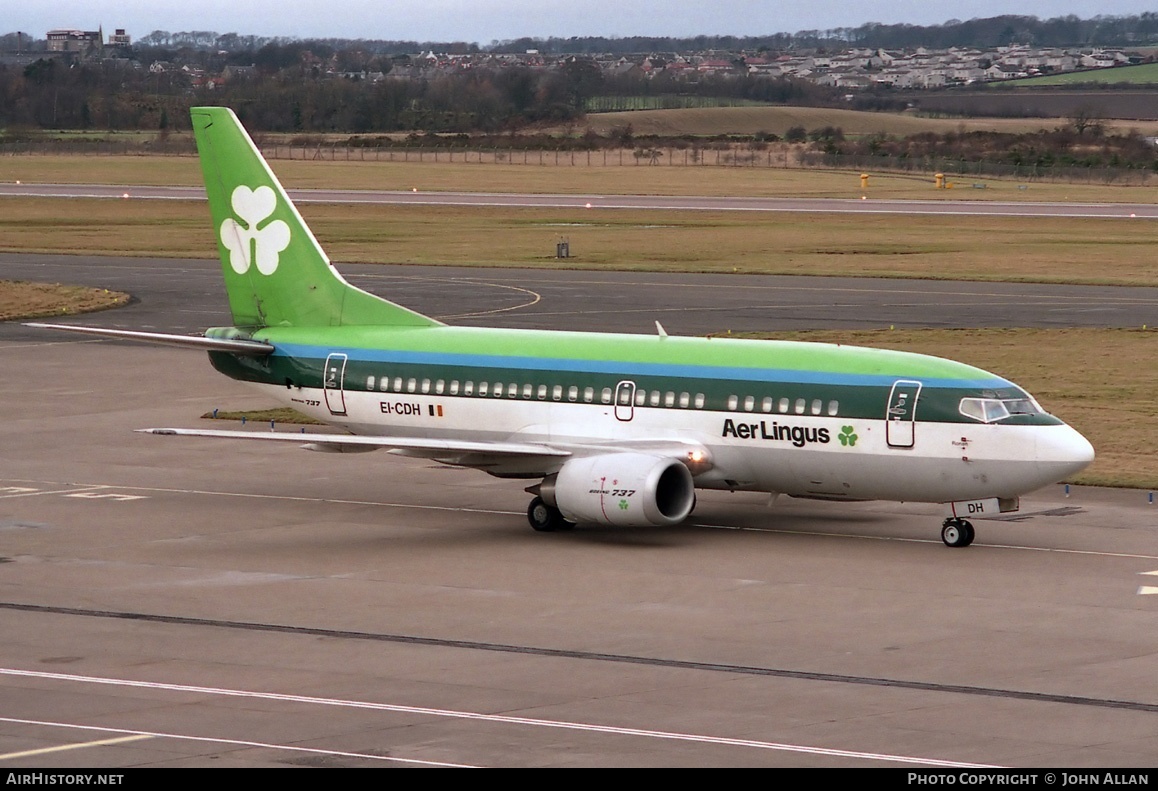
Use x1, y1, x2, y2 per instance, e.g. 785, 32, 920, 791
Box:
2, 183, 1157, 218
3, 253, 1158, 766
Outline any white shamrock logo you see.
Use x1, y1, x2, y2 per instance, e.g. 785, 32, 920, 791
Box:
220, 185, 291, 275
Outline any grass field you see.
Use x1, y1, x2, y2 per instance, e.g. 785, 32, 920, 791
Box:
1007, 63, 1158, 87
574, 105, 1158, 137
3, 198, 1157, 286
4, 154, 1158, 204
18, 106, 1153, 144
0, 281, 129, 321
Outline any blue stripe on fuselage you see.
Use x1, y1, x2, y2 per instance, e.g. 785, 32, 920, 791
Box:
271, 343, 1013, 390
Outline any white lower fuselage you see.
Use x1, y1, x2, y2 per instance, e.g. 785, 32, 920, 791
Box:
257, 382, 1092, 505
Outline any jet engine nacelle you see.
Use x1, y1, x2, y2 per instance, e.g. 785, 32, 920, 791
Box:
542, 453, 696, 526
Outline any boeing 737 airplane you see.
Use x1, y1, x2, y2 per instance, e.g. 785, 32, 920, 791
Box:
30, 107, 1096, 547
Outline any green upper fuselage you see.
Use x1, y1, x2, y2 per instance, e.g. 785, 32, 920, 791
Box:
208, 324, 1062, 427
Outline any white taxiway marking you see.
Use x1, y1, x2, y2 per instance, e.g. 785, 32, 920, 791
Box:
0, 716, 472, 767
7, 477, 1155, 560
4, 478, 521, 516
0, 668, 994, 768
0, 486, 106, 500
0, 733, 152, 760
699, 523, 1158, 560
1137, 571, 1158, 594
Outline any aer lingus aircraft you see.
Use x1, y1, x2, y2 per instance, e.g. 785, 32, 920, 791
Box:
31, 107, 1095, 547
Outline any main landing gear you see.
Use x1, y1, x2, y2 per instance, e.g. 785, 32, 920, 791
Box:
941, 517, 975, 548
527, 496, 574, 532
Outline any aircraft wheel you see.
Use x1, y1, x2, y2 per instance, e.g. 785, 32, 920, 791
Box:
941, 518, 974, 548
528, 496, 570, 532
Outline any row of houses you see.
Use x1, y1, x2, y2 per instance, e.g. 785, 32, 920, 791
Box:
7, 26, 1147, 91
367, 43, 1144, 89
766, 45, 1136, 89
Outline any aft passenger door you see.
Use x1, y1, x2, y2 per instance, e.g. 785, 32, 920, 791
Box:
323, 352, 348, 416
886, 379, 922, 448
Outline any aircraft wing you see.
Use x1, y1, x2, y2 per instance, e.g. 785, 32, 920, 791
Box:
136, 427, 572, 457
25, 323, 274, 355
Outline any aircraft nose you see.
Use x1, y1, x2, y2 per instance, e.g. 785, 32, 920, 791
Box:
1036, 424, 1095, 481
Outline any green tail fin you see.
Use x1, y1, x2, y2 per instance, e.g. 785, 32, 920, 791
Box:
191, 106, 439, 330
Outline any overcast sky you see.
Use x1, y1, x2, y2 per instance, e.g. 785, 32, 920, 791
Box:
9, 1, 1158, 44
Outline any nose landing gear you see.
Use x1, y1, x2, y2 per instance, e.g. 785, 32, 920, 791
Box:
941, 517, 975, 548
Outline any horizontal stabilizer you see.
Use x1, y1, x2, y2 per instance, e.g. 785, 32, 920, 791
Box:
26, 323, 274, 355
137, 427, 572, 457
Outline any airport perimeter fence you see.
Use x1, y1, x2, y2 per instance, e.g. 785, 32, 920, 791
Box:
3, 139, 1154, 184
0, 139, 198, 156
257, 143, 798, 168
801, 151, 1158, 185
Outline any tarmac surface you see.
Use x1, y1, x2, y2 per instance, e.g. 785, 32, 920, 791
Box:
3, 253, 1158, 337
3, 256, 1158, 767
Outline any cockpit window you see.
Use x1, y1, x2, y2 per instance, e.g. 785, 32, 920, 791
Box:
959, 397, 1044, 423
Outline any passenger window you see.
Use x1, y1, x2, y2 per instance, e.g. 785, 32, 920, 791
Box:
601, 388, 613, 404
778, 398, 789, 413
407, 378, 417, 393
366, 375, 376, 390
827, 400, 839, 416
694, 393, 705, 409
380, 378, 389, 392
479, 382, 489, 396
649, 390, 661, 407
435, 379, 445, 394
811, 399, 822, 415
537, 384, 547, 400
522, 383, 533, 399
679, 392, 690, 408
761, 397, 773, 412
421, 379, 431, 394
664, 391, 676, 407
393, 377, 403, 392
464, 381, 474, 395
727, 395, 738, 411
568, 386, 578, 402
794, 398, 805, 414
743, 395, 755, 412
450, 380, 460, 395
583, 387, 594, 403
635, 389, 647, 406
508, 383, 518, 398
552, 385, 562, 401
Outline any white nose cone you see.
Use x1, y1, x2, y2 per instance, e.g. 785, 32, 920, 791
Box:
1037, 424, 1095, 481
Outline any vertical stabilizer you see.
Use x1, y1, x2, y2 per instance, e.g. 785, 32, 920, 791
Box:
191, 106, 440, 330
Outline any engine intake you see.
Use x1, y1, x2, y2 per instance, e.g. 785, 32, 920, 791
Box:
541, 453, 696, 526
